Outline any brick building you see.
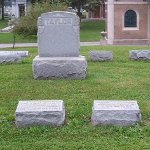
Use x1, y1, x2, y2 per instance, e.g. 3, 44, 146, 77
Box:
105, 0, 150, 45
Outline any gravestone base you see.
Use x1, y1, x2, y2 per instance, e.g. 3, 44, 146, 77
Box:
32, 56, 87, 79
15, 100, 65, 128
91, 100, 141, 126
0, 55, 21, 63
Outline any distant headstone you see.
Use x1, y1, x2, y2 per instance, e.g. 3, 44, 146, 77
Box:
89, 51, 113, 61
32, 11, 87, 79
15, 100, 65, 128
0, 54, 21, 63
130, 50, 150, 60
0, 51, 28, 58
91, 100, 141, 126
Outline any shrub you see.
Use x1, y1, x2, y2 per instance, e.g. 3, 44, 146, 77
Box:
13, 1, 67, 37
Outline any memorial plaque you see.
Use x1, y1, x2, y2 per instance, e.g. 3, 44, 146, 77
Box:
0, 51, 28, 58
15, 100, 65, 127
94, 101, 139, 110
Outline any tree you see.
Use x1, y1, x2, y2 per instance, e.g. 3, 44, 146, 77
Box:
59, 0, 104, 18
0, 0, 4, 20
13, 1, 67, 37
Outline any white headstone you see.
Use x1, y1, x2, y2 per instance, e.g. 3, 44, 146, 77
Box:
38, 11, 80, 57
91, 100, 141, 126
15, 100, 65, 127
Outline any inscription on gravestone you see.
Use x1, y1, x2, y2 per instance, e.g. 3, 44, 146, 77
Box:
94, 101, 139, 110
45, 18, 72, 25
16, 100, 62, 112
0, 51, 28, 58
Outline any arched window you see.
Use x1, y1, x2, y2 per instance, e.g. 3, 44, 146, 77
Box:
124, 10, 137, 27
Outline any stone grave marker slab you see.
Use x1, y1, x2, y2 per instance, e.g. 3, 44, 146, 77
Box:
89, 51, 113, 61
38, 11, 80, 57
130, 50, 150, 60
15, 100, 65, 128
91, 100, 141, 126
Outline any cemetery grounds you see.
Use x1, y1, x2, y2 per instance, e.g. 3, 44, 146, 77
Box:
0, 20, 150, 149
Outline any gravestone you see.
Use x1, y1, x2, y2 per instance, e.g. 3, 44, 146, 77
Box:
91, 100, 141, 126
15, 100, 65, 128
0, 51, 28, 58
32, 11, 87, 79
89, 51, 113, 61
130, 50, 150, 60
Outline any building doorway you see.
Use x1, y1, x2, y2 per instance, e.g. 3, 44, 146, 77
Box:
19, 4, 25, 17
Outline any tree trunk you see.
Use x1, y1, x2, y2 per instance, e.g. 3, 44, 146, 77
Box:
2, 0, 4, 20
77, 0, 81, 19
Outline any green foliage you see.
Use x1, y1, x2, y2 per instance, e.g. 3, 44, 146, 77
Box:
13, 1, 67, 37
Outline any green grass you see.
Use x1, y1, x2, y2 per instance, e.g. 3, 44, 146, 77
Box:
0, 19, 8, 29
0, 45, 150, 149
80, 21, 105, 41
0, 33, 37, 43
0, 21, 105, 43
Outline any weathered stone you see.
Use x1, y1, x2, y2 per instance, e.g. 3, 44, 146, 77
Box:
32, 56, 87, 79
15, 100, 65, 128
0, 54, 21, 63
89, 51, 113, 61
130, 50, 150, 60
38, 11, 80, 57
91, 100, 141, 126
0, 51, 28, 58
33, 11, 87, 79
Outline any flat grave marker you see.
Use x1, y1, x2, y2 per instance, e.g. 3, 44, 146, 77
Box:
15, 100, 65, 128
91, 100, 141, 126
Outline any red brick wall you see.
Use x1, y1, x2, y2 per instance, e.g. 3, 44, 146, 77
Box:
114, 4, 148, 39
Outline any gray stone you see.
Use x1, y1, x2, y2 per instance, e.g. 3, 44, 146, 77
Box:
38, 11, 80, 57
33, 11, 87, 79
0, 51, 28, 58
15, 100, 65, 128
0, 54, 21, 63
89, 51, 113, 61
32, 56, 87, 79
91, 100, 141, 126
130, 50, 150, 60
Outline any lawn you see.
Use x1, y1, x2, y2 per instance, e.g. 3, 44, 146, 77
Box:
0, 19, 8, 29
0, 21, 105, 43
0, 45, 150, 149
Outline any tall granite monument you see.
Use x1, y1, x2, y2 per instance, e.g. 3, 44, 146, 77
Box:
32, 11, 87, 79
